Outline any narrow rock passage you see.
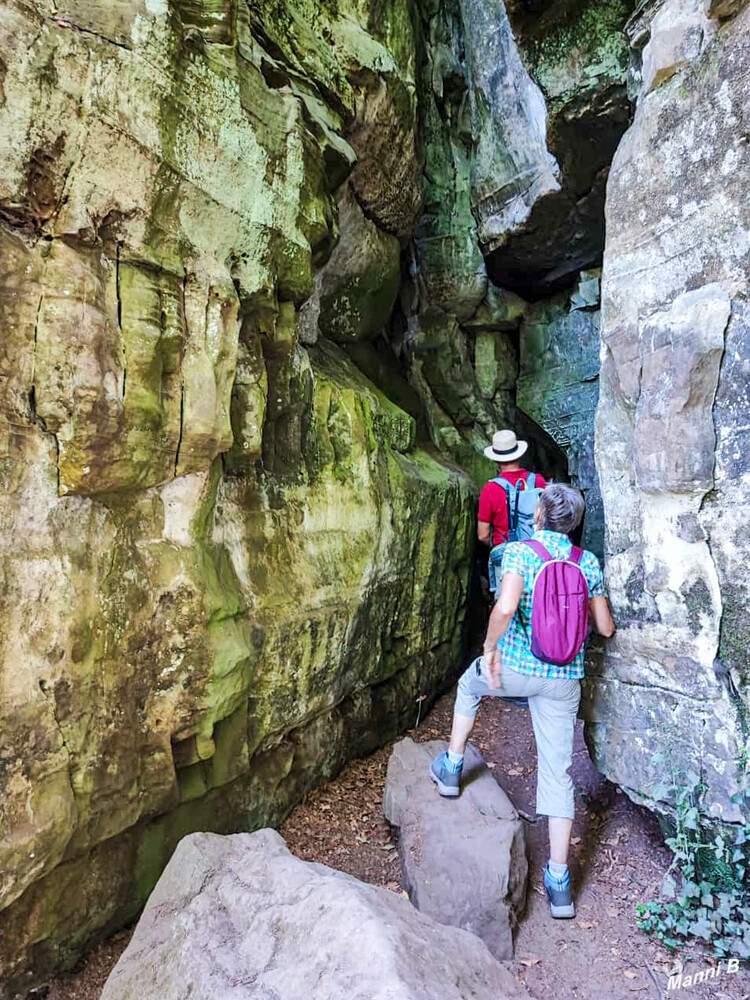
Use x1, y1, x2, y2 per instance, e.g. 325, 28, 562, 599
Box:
44, 690, 749, 1000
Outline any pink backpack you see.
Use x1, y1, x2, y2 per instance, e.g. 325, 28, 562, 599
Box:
522, 540, 590, 666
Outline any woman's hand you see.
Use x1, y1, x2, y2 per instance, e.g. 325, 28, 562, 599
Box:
482, 574, 521, 691
484, 646, 502, 690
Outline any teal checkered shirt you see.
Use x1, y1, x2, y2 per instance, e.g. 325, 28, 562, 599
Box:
498, 529, 605, 679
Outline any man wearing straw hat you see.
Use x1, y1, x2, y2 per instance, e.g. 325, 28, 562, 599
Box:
478, 429, 547, 597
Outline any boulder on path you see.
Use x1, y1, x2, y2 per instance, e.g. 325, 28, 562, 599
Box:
100, 828, 528, 1000
384, 738, 527, 959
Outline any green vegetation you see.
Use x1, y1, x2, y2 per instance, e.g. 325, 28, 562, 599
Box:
519, 0, 633, 102
636, 752, 750, 960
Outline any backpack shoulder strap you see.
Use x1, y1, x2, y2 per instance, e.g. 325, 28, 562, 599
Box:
487, 477, 513, 543
523, 539, 552, 561
490, 477, 513, 491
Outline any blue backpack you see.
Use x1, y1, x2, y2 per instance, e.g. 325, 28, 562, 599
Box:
487, 474, 544, 593
491, 473, 543, 543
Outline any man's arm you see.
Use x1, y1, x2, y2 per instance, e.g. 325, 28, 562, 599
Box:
477, 482, 499, 545
590, 596, 615, 637
484, 572, 524, 689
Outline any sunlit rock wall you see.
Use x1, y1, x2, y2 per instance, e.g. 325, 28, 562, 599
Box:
587, 0, 750, 825
0, 0, 476, 990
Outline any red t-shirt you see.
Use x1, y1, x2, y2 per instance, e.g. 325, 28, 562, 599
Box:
478, 471, 547, 547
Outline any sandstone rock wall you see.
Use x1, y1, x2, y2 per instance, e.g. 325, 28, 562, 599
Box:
482, 0, 634, 296
386, 0, 634, 494
587, 0, 750, 824
0, 0, 476, 990
4, 0, 741, 989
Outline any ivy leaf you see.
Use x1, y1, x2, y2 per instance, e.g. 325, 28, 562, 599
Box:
683, 807, 700, 830
661, 874, 677, 900
691, 917, 713, 941
682, 880, 701, 899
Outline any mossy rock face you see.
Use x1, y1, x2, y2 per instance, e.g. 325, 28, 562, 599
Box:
0, 330, 475, 987
316, 185, 402, 344
0, 0, 469, 988
459, 0, 634, 296
517, 271, 604, 557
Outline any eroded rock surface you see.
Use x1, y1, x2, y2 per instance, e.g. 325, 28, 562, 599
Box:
482, 0, 635, 296
0, 0, 475, 990
587, 0, 750, 823
384, 738, 527, 959
100, 829, 529, 1000
517, 271, 604, 556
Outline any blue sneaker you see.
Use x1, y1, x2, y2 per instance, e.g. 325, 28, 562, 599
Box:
544, 864, 575, 918
429, 750, 462, 797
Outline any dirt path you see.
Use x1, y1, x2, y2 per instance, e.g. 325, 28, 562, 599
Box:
44, 688, 749, 1000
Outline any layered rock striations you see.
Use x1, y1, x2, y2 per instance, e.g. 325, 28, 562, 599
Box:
476, 0, 635, 296
0, 0, 475, 989
587, 0, 750, 823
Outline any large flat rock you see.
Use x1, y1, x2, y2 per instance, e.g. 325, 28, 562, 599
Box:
384, 738, 527, 959
100, 829, 528, 1000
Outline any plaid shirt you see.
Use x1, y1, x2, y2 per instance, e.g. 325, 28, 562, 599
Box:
498, 529, 605, 679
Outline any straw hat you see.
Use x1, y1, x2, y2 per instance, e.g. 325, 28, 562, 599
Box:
483, 429, 528, 463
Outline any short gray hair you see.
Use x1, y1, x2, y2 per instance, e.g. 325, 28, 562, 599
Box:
538, 483, 585, 534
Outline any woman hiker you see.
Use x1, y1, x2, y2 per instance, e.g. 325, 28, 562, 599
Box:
431, 483, 616, 919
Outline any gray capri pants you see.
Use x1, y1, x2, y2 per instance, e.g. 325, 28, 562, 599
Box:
455, 656, 581, 819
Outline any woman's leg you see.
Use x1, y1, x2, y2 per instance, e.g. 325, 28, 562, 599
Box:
449, 657, 489, 752
548, 816, 574, 865
433, 657, 527, 795
527, 677, 581, 828
527, 677, 581, 917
